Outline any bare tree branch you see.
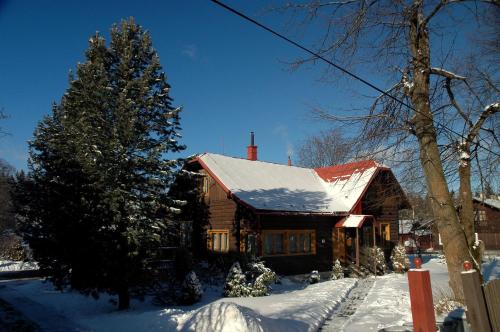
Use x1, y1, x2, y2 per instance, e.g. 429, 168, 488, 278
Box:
430, 67, 466, 80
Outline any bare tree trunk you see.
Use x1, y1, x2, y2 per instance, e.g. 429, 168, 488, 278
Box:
458, 142, 475, 247
409, 0, 471, 300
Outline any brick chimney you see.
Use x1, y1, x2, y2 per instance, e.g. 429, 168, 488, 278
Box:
288, 155, 292, 166
247, 132, 258, 161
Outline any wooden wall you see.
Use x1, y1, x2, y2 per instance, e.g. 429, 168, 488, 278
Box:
202, 170, 239, 252
362, 170, 407, 256
474, 201, 500, 250
258, 214, 341, 274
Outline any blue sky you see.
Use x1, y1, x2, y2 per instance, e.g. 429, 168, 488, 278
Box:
0, 0, 488, 174
0, 0, 382, 171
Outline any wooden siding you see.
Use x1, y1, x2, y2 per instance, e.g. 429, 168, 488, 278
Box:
202, 170, 239, 252
433, 201, 500, 250
258, 214, 341, 274
474, 201, 500, 250
362, 170, 405, 256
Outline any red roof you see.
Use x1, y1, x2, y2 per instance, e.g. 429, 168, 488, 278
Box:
314, 160, 384, 182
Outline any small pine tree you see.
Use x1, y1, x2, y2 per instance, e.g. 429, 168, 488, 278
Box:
331, 259, 344, 280
390, 244, 410, 273
179, 271, 203, 305
248, 259, 277, 297
308, 270, 321, 284
363, 246, 386, 275
224, 262, 251, 297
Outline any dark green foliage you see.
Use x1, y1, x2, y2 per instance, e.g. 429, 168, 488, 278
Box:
0, 159, 15, 232
168, 167, 210, 257
179, 271, 203, 305
16, 18, 185, 309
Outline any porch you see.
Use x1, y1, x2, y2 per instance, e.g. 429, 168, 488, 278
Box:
333, 215, 384, 268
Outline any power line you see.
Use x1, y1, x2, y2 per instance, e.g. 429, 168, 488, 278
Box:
210, 0, 499, 158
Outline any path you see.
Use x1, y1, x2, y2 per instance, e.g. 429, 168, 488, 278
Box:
320, 277, 375, 332
0, 282, 88, 332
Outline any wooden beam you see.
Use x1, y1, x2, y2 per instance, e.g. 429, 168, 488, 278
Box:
356, 228, 360, 266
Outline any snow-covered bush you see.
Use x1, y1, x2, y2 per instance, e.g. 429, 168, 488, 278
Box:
331, 259, 344, 280
248, 260, 278, 297
179, 271, 203, 305
363, 246, 386, 275
0, 232, 30, 261
390, 244, 410, 273
224, 262, 251, 297
308, 270, 321, 284
434, 289, 464, 315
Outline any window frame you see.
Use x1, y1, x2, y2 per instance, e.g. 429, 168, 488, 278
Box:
207, 229, 229, 253
380, 223, 391, 246
262, 229, 316, 257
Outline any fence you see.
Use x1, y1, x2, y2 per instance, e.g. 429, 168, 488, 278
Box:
461, 262, 499, 332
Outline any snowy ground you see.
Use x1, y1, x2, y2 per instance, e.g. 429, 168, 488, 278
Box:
0, 255, 498, 332
0, 261, 38, 272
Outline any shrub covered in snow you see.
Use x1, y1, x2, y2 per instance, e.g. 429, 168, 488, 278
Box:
0, 232, 30, 261
434, 289, 464, 316
308, 270, 321, 284
390, 244, 410, 273
179, 271, 203, 305
248, 260, 278, 297
363, 246, 386, 275
331, 259, 344, 280
224, 262, 251, 297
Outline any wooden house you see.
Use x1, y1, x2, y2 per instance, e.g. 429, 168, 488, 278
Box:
185, 133, 410, 274
432, 196, 500, 251
473, 197, 500, 250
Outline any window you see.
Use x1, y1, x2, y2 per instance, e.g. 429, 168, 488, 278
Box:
474, 210, 487, 227
380, 223, 390, 246
262, 230, 316, 256
202, 175, 210, 194
207, 230, 229, 252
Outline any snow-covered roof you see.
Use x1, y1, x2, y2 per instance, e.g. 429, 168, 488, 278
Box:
399, 220, 414, 234
473, 197, 500, 210
399, 219, 433, 235
196, 153, 384, 214
335, 215, 372, 228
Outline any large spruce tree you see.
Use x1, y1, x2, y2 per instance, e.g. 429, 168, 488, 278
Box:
19, 18, 184, 309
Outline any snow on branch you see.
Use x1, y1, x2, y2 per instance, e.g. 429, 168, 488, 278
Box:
468, 102, 500, 142
430, 68, 466, 80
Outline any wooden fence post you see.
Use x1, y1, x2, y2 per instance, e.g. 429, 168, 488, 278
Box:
461, 261, 492, 332
408, 257, 436, 332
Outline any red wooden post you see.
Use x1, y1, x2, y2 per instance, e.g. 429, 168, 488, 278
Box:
408, 257, 436, 332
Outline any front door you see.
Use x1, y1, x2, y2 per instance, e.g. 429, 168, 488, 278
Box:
333, 228, 346, 263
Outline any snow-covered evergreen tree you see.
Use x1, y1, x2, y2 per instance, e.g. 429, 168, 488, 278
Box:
248, 259, 277, 297
179, 271, 203, 305
390, 244, 410, 273
224, 262, 251, 297
308, 270, 321, 284
330, 259, 344, 280
363, 246, 386, 275
18, 18, 184, 309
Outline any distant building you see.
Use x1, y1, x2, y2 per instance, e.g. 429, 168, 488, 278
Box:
473, 196, 500, 250
399, 219, 433, 253
432, 196, 500, 250
183, 132, 411, 274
